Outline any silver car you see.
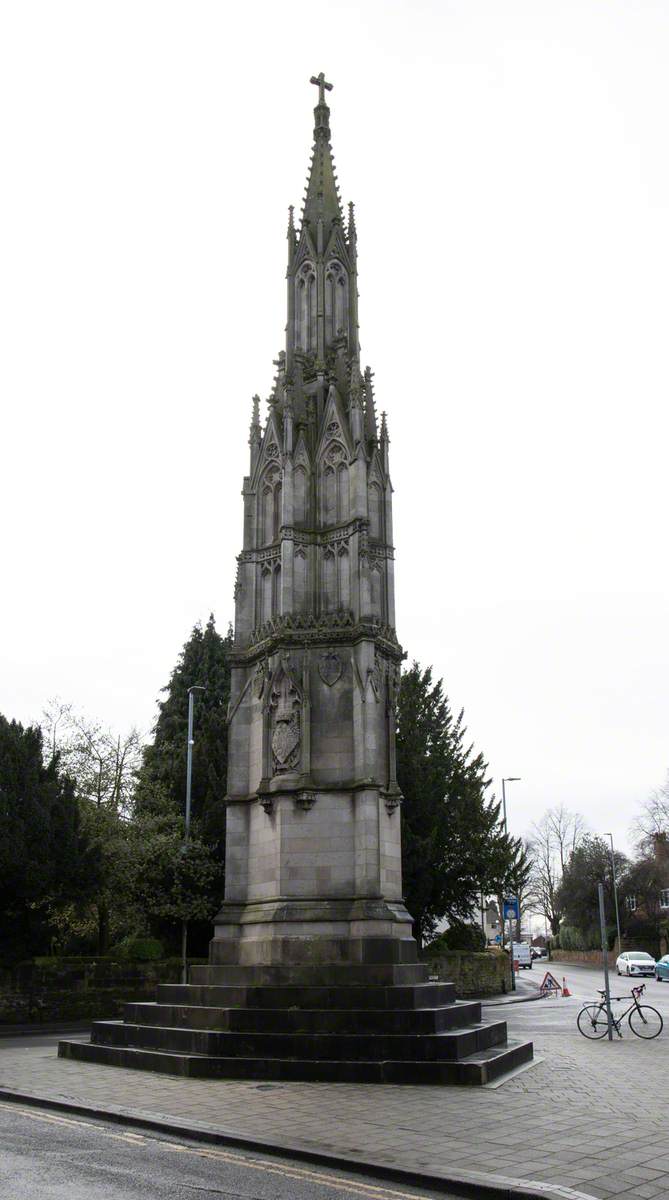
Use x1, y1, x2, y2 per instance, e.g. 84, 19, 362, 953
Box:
616, 951, 656, 977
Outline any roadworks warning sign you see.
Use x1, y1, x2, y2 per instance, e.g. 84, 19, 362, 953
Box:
539, 970, 562, 995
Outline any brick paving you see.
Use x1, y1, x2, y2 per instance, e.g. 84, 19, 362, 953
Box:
1, 1019, 668, 1199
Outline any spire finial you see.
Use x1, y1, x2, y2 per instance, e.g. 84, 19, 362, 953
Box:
310, 72, 333, 106
348, 200, 357, 241
301, 72, 342, 231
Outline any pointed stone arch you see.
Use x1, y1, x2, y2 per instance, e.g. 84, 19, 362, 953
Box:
319, 440, 349, 526
325, 259, 348, 344
258, 463, 282, 545
368, 480, 382, 539
295, 260, 316, 352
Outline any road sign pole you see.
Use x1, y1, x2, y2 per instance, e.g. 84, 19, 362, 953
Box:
598, 881, 614, 1041
509, 911, 516, 991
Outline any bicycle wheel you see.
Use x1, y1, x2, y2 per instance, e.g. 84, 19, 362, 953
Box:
628, 1005, 663, 1039
577, 1004, 609, 1039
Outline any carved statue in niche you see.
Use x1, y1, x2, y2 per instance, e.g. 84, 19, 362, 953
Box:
368, 649, 384, 701
253, 657, 269, 700
325, 442, 346, 467
387, 662, 401, 714
269, 654, 302, 773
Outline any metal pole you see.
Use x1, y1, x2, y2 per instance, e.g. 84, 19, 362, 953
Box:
185, 688, 195, 844
605, 832, 622, 958
182, 685, 204, 986
508, 909, 516, 992
500, 778, 520, 992
598, 881, 614, 1041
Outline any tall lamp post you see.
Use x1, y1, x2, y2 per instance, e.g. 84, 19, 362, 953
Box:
182, 685, 205, 984
604, 831, 622, 958
501, 777, 521, 992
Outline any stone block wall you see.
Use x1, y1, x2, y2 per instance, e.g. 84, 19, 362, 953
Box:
550, 950, 616, 967
0, 958, 205, 1025
425, 950, 511, 998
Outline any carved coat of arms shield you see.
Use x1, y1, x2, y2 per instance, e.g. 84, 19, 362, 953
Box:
272, 716, 300, 770
318, 651, 343, 687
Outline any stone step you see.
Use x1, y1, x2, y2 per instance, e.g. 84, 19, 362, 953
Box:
90, 1018, 507, 1061
188, 962, 429, 987
59, 1037, 533, 1085
209, 935, 420, 967
155, 980, 456, 1010
124, 1000, 482, 1035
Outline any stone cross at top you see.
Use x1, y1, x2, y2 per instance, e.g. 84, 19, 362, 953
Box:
310, 72, 333, 105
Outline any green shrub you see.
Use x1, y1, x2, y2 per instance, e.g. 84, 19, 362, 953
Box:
112, 937, 164, 961
558, 925, 585, 951
425, 922, 487, 954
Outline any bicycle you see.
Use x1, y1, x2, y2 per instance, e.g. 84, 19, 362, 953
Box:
577, 983, 663, 1040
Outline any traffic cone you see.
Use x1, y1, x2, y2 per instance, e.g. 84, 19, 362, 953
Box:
562, 976, 572, 997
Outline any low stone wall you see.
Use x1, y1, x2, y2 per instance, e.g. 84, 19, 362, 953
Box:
0, 958, 205, 1025
424, 950, 511, 997
550, 950, 616, 968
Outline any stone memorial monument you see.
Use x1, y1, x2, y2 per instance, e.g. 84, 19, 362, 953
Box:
60, 76, 532, 1084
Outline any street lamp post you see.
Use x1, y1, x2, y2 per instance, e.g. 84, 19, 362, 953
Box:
182, 685, 205, 985
604, 831, 622, 958
501, 777, 521, 837
501, 777, 521, 992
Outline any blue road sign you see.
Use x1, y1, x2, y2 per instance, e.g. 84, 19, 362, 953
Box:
503, 897, 520, 921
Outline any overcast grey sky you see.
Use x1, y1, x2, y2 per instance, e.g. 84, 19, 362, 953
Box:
2, 0, 667, 855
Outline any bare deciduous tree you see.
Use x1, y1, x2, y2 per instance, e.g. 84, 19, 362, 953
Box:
526, 805, 587, 937
41, 699, 143, 951
42, 699, 142, 816
632, 772, 669, 852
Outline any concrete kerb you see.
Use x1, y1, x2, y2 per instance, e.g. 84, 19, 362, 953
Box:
0, 1022, 93, 1039
0, 1085, 598, 1200
481, 991, 545, 1007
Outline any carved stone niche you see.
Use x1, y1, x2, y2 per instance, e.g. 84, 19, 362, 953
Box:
269, 655, 302, 775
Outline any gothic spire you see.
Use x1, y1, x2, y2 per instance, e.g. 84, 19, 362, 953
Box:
301, 73, 343, 236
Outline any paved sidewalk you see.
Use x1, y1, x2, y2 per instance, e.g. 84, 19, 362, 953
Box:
1, 1023, 668, 1200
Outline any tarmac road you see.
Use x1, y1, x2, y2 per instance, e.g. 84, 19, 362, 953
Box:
499, 959, 669, 1038
0, 1101, 453, 1200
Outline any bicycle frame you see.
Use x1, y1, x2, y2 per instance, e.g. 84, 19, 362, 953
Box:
583, 984, 647, 1037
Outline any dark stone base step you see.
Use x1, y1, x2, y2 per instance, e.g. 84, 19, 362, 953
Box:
124, 1000, 482, 1035
89, 1018, 507, 1061
209, 935, 420, 967
59, 1037, 533, 1085
189, 963, 429, 988
155, 981, 456, 1011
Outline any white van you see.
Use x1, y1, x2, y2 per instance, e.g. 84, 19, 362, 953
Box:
512, 942, 532, 970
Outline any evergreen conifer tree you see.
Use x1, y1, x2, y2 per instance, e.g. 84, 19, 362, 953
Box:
396, 663, 513, 947
0, 714, 100, 958
132, 615, 232, 951
135, 615, 233, 842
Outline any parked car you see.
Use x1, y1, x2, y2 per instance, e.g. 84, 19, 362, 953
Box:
655, 955, 669, 982
616, 951, 656, 977
512, 942, 532, 970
